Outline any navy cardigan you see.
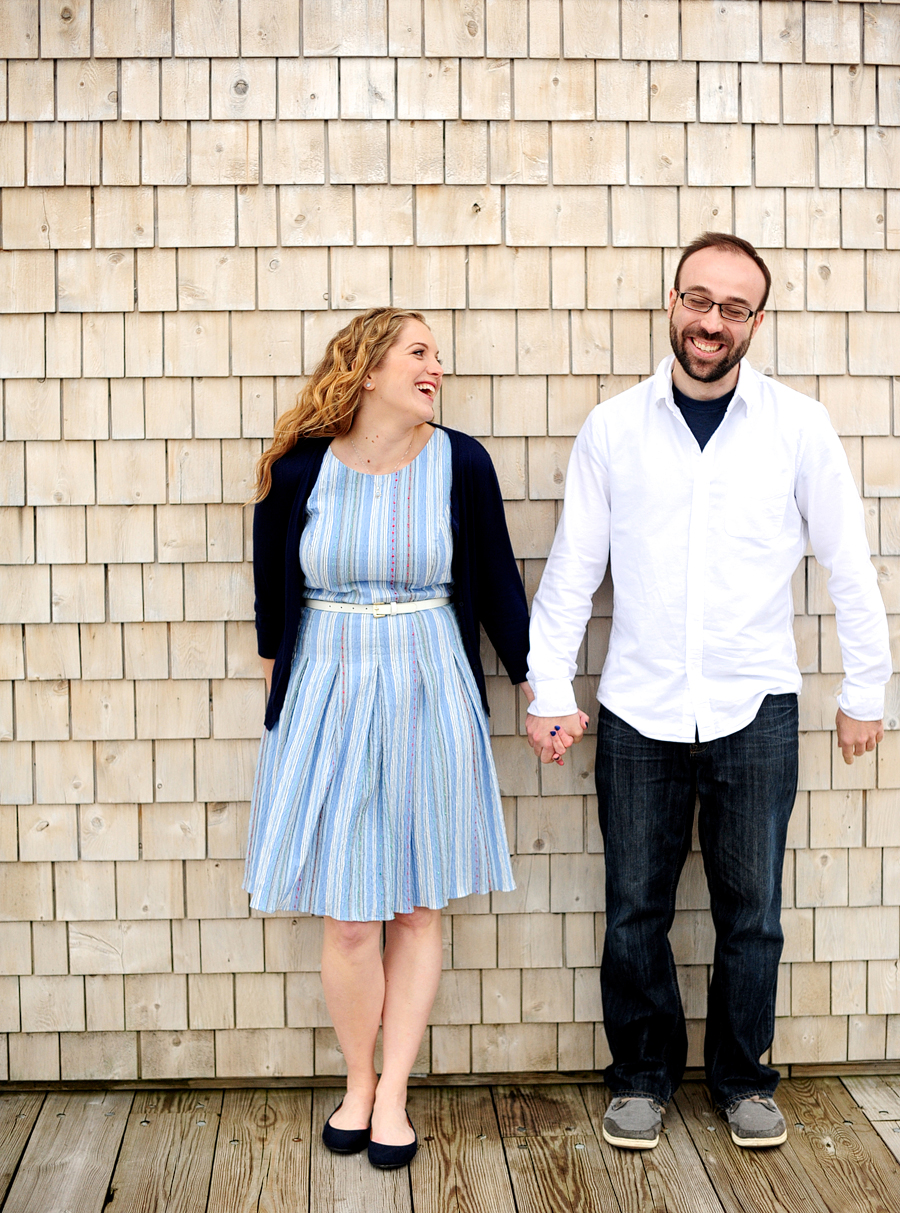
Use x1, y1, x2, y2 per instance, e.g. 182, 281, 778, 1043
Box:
253, 426, 530, 729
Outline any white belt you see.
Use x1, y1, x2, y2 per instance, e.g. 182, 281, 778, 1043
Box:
303, 596, 450, 619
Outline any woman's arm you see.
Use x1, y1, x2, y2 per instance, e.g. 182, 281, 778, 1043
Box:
253, 483, 290, 661
260, 656, 275, 695
468, 449, 530, 685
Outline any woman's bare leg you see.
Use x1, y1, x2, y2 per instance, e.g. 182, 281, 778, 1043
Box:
372, 906, 444, 1145
320, 917, 383, 1130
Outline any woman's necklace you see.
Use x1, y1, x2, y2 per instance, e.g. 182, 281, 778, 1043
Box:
348, 432, 414, 496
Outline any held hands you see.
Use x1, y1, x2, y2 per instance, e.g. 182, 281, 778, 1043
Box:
835, 707, 883, 766
526, 710, 590, 766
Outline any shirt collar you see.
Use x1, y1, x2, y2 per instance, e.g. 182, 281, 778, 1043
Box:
652, 355, 762, 415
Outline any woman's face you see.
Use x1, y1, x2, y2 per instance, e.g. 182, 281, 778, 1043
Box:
364, 319, 443, 423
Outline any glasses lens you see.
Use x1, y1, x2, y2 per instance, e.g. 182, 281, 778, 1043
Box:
720, 304, 752, 322
682, 293, 713, 313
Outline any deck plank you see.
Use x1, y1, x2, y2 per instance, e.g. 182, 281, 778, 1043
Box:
206, 1089, 312, 1213
309, 1088, 412, 1213
641, 1097, 728, 1213
843, 1076, 900, 1122
3, 1091, 133, 1213
407, 1086, 515, 1213
869, 1123, 900, 1167
259, 1091, 314, 1213
673, 1083, 831, 1213
0, 1094, 45, 1204
105, 1091, 222, 1213
775, 1077, 900, 1213
494, 1084, 623, 1213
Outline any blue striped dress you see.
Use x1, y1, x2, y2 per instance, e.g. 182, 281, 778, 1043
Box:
244, 429, 515, 921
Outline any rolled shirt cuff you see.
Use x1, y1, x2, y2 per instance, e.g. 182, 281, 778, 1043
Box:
526, 677, 579, 719
837, 684, 886, 723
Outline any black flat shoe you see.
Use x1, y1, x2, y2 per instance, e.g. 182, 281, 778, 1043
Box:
367, 1113, 418, 1169
322, 1102, 370, 1154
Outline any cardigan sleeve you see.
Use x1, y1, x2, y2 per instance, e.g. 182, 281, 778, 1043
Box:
468, 443, 531, 685
252, 463, 291, 659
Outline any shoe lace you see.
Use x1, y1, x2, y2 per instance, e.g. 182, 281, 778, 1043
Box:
611, 1096, 663, 1113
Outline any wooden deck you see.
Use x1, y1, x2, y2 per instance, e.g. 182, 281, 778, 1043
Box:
0, 1077, 898, 1212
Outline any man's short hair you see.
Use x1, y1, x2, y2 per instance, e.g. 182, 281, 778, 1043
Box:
673, 232, 772, 312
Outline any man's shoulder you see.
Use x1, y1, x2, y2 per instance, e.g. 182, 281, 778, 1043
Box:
584, 379, 657, 436
753, 369, 831, 428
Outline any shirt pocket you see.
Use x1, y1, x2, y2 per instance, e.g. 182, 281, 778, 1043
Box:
723, 473, 791, 539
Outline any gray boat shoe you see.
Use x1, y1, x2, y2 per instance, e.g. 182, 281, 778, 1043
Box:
724, 1095, 787, 1147
602, 1096, 664, 1149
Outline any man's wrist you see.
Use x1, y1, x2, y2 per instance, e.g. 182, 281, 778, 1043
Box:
837, 691, 886, 723
527, 677, 579, 718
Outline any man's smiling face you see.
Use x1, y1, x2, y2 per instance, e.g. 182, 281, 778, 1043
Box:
667, 246, 767, 389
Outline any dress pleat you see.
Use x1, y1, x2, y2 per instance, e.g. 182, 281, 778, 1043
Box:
244, 429, 515, 921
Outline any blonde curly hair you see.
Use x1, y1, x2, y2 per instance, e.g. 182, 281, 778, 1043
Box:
251, 307, 426, 501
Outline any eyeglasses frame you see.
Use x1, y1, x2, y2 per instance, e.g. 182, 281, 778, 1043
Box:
673, 290, 760, 325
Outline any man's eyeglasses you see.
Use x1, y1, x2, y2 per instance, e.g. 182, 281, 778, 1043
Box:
674, 292, 758, 324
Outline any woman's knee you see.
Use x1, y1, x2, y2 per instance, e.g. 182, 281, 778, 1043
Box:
324, 918, 381, 956
389, 906, 441, 936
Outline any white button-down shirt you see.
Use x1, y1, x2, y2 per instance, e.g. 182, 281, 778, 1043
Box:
527, 356, 891, 743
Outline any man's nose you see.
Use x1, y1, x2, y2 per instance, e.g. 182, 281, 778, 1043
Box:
698, 307, 723, 332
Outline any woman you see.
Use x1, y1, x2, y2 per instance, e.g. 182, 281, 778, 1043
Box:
245, 308, 533, 1169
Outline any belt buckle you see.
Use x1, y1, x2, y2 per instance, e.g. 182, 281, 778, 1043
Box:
371, 602, 392, 618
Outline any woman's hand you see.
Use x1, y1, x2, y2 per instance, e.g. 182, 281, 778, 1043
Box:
526, 710, 590, 765
517, 681, 535, 704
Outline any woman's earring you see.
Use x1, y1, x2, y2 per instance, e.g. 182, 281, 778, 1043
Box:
365, 381, 373, 388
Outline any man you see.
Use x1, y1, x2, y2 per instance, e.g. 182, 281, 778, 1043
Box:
526, 233, 891, 1150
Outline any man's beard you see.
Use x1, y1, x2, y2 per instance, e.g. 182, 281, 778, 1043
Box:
669, 318, 751, 385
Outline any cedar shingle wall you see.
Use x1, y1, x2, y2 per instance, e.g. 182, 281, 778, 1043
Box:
0, 0, 898, 1082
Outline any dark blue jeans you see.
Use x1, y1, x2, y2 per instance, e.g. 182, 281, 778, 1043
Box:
595, 694, 798, 1109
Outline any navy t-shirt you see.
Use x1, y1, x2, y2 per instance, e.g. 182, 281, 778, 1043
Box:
672, 383, 735, 451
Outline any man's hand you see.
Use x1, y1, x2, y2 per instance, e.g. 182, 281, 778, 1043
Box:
835, 707, 883, 765
526, 711, 589, 765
